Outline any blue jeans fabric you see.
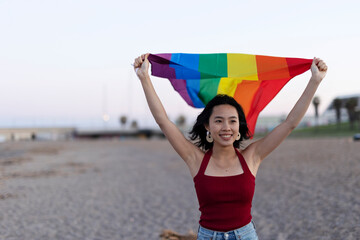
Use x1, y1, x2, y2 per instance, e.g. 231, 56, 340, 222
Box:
197, 221, 259, 240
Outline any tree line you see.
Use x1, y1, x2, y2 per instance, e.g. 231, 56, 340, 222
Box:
313, 96, 360, 129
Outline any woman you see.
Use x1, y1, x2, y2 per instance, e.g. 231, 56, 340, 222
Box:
134, 53, 327, 240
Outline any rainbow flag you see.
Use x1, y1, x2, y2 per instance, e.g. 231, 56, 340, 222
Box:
148, 53, 312, 134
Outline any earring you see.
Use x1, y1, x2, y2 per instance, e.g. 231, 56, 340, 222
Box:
206, 131, 213, 143
236, 132, 241, 141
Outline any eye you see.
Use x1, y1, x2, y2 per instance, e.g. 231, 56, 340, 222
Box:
215, 119, 222, 123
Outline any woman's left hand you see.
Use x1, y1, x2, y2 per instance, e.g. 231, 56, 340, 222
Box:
134, 53, 150, 81
311, 57, 328, 83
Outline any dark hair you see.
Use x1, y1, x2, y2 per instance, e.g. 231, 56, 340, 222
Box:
189, 95, 252, 150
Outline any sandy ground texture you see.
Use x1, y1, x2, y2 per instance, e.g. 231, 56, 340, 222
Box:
0, 138, 359, 240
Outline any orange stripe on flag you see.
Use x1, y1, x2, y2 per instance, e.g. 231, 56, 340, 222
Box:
256, 55, 290, 81
233, 80, 262, 116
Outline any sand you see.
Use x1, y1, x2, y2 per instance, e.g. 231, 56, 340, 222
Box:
0, 138, 359, 240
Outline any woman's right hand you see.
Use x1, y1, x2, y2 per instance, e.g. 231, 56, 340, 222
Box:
134, 53, 150, 80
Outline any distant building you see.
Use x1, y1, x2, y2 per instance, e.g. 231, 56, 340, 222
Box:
0, 128, 75, 142
255, 115, 314, 134
322, 94, 360, 124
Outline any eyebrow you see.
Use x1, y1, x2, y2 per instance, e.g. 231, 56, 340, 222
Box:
214, 116, 238, 119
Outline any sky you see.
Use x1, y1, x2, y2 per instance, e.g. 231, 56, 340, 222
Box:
0, 0, 359, 129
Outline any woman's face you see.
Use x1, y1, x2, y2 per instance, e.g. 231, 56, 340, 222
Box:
206, 104, 240, 147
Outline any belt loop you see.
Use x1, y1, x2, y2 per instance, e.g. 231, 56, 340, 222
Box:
252, 220, 257, 230
234, 230, 241, 240
212, 230, 217, 239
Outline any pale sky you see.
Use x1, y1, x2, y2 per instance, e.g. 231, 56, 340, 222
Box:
0, 0, 359, 128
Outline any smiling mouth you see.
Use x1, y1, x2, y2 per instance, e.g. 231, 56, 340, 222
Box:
219, 134, 233, 140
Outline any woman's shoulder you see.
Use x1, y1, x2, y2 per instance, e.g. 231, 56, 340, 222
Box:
239, 138, 259, 153
195, 147, 207, 160
235, 147, 249, 160
187, 147, 206, 178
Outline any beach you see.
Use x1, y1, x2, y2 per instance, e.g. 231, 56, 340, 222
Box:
0, 138, 359, 240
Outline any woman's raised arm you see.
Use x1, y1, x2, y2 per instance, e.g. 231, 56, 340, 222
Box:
133, 54, 202, 172
247, 57, 328, 164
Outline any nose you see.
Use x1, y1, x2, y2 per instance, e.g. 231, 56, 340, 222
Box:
222, 121, 231, 131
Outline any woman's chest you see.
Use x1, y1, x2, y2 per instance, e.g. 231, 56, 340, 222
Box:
195, 175, 255, 204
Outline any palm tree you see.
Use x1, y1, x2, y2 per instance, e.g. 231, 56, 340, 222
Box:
333, 98, 342, 129
312, 96, 320, 126
175, 115, 186, 126
175, 115, 187, 132
120, 115, 127, 129
345, 98, 357, 129
130, 120, 138, 130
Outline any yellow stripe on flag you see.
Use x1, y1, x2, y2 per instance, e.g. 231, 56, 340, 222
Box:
227, 54, 258, 80
217, 77, 243, 97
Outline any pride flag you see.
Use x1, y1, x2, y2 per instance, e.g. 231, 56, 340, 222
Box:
148, 53, 312, 134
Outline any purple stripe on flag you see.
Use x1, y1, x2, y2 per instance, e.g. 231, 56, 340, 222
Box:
169, 79, 194, 107
148, 54, 176, 79
156, 54, 172, 61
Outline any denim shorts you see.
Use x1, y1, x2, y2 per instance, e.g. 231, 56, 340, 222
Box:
197, 221, 259, 240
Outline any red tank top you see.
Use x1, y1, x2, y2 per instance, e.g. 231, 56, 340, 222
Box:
193, 148, 255, 231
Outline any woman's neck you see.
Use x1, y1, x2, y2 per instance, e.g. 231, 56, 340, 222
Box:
211, 143, 236, 162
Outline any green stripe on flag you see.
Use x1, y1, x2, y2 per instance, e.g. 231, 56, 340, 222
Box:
199, 54, 228, 78
199, 78, 221, 104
